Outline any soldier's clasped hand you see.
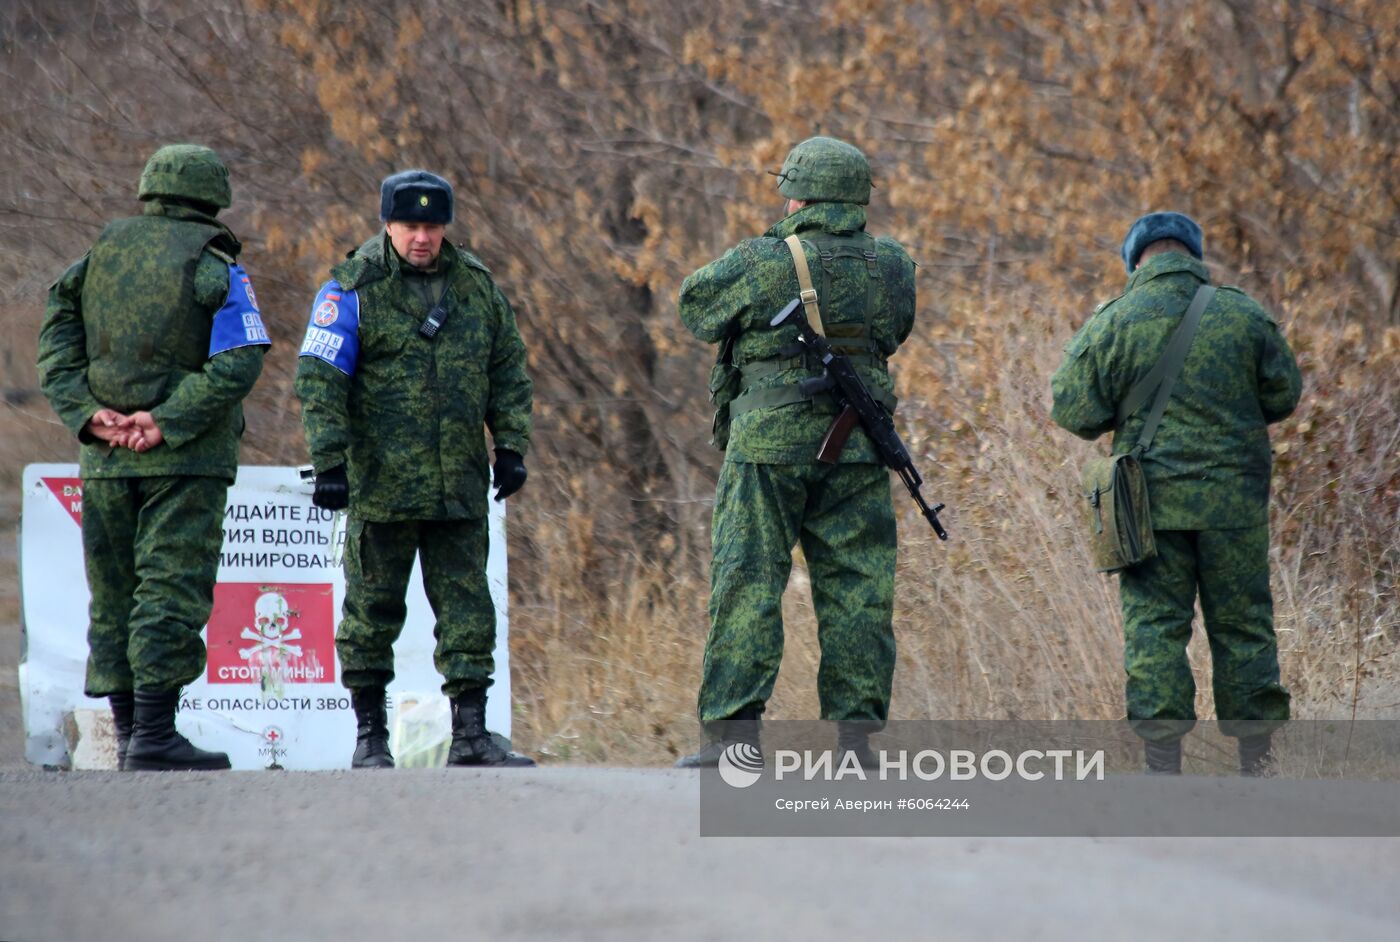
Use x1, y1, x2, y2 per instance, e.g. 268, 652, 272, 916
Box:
123, 412, 164, 452
84, 409, 163, 452
83, 409, 130, 446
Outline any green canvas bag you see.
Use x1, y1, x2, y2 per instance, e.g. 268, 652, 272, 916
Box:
1082, 284, 1214, 573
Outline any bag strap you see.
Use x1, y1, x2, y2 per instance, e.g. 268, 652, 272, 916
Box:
1119, 284, 1215, 454
784, 234, 826, 337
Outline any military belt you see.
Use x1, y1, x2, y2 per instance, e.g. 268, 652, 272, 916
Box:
738, 352, 883, 383
730, 377, 897, 416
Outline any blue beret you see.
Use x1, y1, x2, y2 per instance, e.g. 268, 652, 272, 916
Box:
380, 169, 453, 225
1121, 211, 1203, 273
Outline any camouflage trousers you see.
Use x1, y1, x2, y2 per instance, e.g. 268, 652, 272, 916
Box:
337, 517, 496, 696
81, 475, 228, 695
1120, 525, 1290, 740
698, 460, 896, 725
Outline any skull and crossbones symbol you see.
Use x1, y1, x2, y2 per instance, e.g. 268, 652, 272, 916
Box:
240, 591, 303, 660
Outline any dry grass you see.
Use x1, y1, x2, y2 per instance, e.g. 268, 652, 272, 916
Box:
501, 300, 1400, 763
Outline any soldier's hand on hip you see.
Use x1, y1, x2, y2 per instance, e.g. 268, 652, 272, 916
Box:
492, 449, 527, 501
313, 465, 350, 510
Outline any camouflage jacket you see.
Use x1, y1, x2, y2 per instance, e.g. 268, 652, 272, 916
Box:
295, 234, 532, 522
36, 200, 269, 481
1050, 252, 1302, 529
679, 202, 916, 464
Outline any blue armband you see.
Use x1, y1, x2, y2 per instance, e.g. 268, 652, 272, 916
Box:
299, 281, 360, 375
209, 264, 272, 356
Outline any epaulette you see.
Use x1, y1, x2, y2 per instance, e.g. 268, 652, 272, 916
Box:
736, 239, 764, 264
872, 234, 916, 265
1216, 285, 1263, 310
1217, 284, 1279, 323
453, 245, 492, 275
1093, 291, 1125, 316
331, 243, 388, 290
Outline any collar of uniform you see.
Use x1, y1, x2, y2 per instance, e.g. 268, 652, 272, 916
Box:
1126, 251, 1208, 291
142, 199, 241, 255
143, 198, 220, 225
765, 202, 868, 240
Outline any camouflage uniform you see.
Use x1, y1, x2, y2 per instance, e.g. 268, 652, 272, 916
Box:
36, 146, 269, 698
295, 232, 532, 697
1051, 246, 1302, 739
678, 137, 916, 727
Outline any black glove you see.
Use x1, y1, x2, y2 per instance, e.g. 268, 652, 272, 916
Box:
492, 449, 527, 502
312, 465, 349, 511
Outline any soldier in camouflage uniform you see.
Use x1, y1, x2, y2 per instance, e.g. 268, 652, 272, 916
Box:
37, 144, 270, 771
675, 137, 917, 767
295, 170, 534, 769
1051, 211, 1302, 774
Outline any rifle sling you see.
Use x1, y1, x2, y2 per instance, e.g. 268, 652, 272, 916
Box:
784, 234, 826, 337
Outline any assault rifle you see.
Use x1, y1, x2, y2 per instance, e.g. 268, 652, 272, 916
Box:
771, 297, 949, 540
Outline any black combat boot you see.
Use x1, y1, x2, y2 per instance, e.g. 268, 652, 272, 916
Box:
124, 689, 231, 771
447, 689, 535, 767
836, 721, 881, 769
1143, 739, 1183, 775
109, 692, 134, 772
674, 706, 763, 768
1238, 733, 1274, 777
350, 687, 394, 769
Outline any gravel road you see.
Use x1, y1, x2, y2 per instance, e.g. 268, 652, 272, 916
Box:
3, 765, 1399, 941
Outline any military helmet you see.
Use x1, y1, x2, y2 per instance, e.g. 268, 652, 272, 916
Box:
775, 136, 871, 205
137, 144, 232, 210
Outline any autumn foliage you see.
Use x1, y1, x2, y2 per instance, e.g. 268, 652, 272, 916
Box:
1, 0, 1396, 761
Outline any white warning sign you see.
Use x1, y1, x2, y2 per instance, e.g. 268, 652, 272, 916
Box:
18, 464, 512, 770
